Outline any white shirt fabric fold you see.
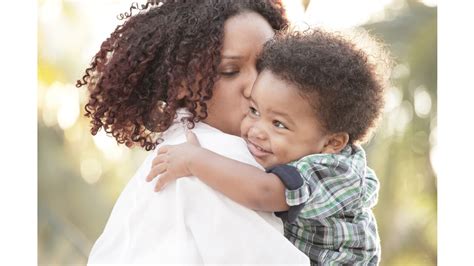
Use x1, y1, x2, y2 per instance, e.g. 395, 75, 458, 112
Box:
88, 112, 309, 265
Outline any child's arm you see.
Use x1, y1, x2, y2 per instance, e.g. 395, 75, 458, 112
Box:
146, 131, 290, 212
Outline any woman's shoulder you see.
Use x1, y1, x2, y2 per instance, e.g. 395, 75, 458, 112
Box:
194, 122, 244, 144
194, 122, 261, 166
170, 109, 245, 145
161, 109, 261, 168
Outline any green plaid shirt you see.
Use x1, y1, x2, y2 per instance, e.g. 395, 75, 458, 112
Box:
268, 145, 380, 265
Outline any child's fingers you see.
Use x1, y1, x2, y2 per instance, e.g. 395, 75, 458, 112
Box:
154, 173, 171, 192
152, 153, 167, 166
157, 145, 170, 154
155, 162, 167, 175
146, 167, 158, 182
146, 172, 153, 182
186, 130, 200, 146
146, 162, 167, 182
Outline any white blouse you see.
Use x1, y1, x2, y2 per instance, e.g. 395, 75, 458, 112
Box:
88, 111, 309, 265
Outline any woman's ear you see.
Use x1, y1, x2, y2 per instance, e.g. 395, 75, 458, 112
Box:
177, 74, 203, 100
321, 132, 349, 154
176, 81, 189, 100
176, 88, 188, 100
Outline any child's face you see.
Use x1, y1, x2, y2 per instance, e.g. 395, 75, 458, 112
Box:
240, 70, 330, 168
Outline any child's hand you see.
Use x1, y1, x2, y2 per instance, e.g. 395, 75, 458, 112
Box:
146, 130, 201, 192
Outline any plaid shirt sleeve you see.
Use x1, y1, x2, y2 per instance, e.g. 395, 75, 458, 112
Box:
271, 145, 368, 220
266, 164, 309, 205
295, 156, 362, 219
266, 164, 307, 223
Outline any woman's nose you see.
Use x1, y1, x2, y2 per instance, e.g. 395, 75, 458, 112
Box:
243, 68, 258, 99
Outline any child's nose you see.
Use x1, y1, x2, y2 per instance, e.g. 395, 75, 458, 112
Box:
248, 124, 267, 140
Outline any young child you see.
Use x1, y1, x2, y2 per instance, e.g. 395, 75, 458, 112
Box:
147, 28, 390, 265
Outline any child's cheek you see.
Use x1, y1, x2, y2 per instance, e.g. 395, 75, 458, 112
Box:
240, 116, 251, 138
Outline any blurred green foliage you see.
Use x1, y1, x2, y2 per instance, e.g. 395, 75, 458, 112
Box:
363, 1, 437, 265
38, 0, 436, 265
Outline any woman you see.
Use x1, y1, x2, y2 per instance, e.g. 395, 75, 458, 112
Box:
77, 0, 309, 264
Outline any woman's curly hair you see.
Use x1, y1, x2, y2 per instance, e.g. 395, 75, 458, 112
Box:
257, 28, 392, 144
77, 0, 288, 150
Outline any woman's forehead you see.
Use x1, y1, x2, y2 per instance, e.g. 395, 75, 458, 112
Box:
221, 12, 274, 57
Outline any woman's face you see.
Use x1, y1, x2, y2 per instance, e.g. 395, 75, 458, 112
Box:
203, 11, 275, 136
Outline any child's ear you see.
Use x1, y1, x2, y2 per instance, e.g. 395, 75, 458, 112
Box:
322, 132, 349, 154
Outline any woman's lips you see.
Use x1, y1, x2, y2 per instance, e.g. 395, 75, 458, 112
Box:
247, 140, 271, 158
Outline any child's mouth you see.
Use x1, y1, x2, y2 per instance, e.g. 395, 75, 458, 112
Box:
246, 140, 272, 158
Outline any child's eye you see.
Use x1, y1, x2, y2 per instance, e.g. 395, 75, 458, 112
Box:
273, 120, 288, 129
248, 106, 260, 117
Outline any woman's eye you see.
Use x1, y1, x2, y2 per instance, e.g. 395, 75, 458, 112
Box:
249, 106, 259, 116
220, 71, 239, 77
273, 120, 288, 129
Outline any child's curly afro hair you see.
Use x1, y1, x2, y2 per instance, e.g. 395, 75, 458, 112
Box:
258, 28, 392, 143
